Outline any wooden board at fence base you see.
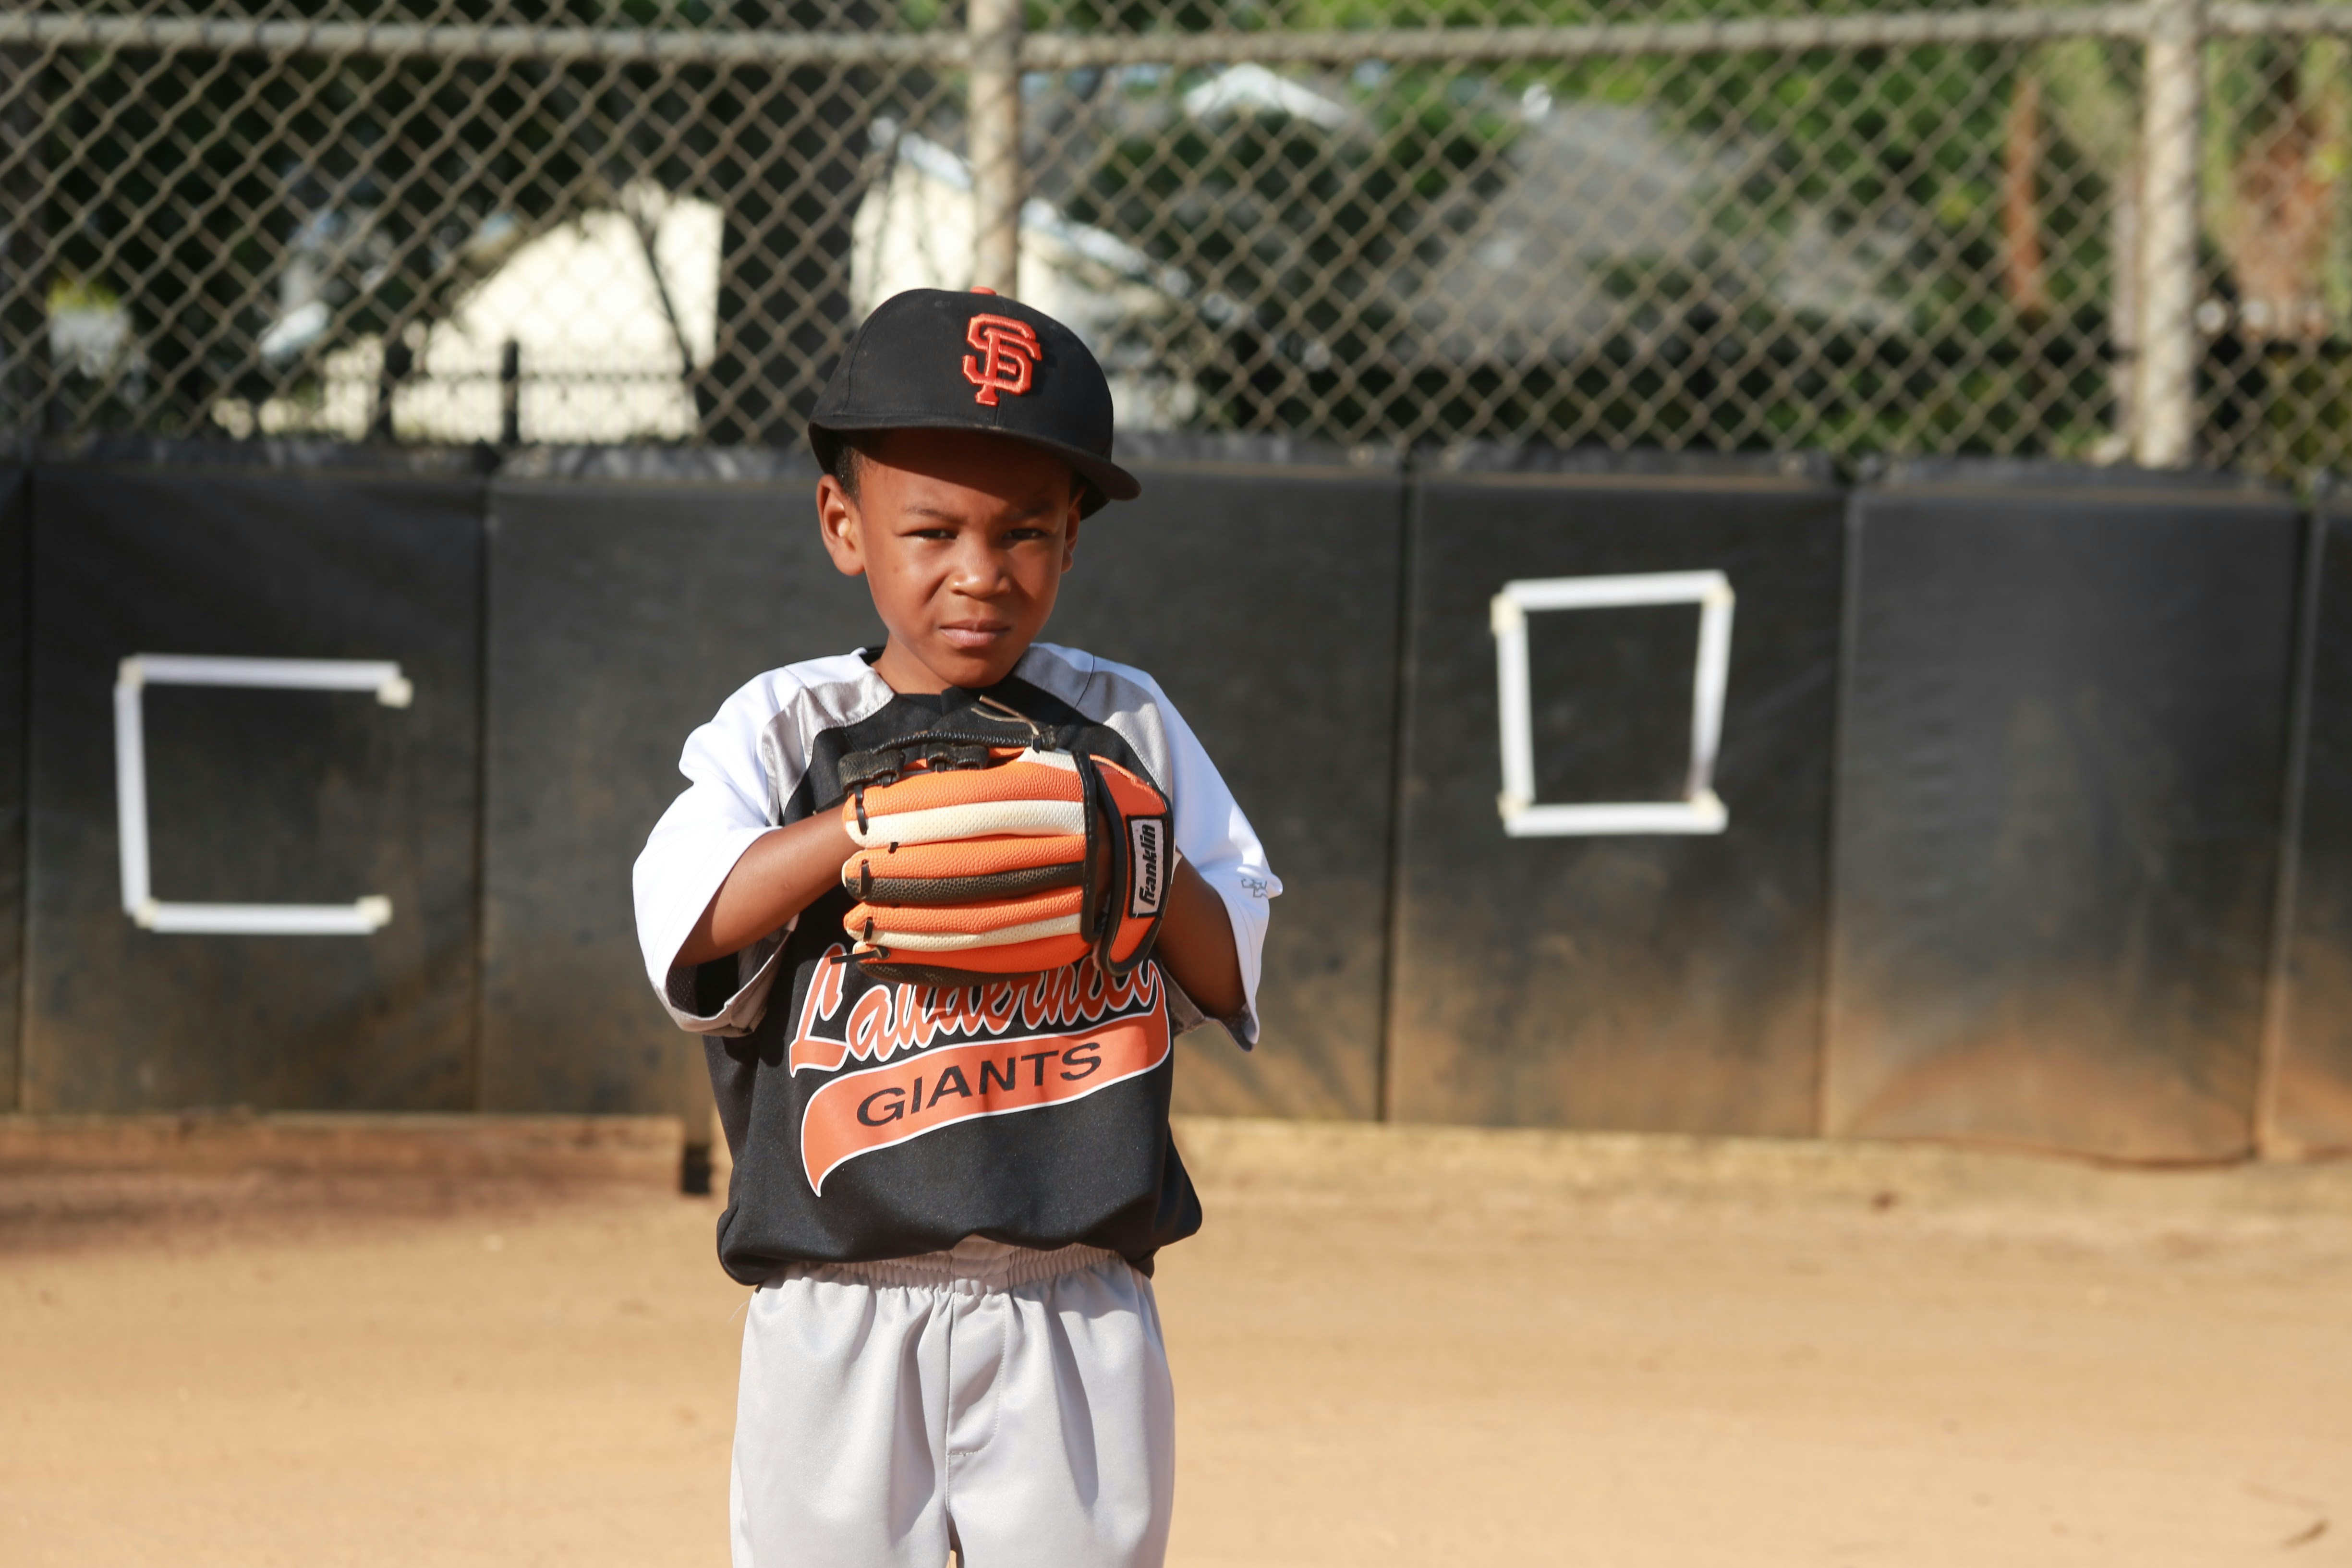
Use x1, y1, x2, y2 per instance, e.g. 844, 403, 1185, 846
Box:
1037, 435, 1406, 1121
2273, 499, 2352, 1156
1827, 463, 2303, 1163
1388, 450, 1845, 1135
23, 462, 485, 1113
479, 463, 883, 1122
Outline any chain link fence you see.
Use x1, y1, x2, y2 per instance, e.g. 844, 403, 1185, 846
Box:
3, 2, 2350, 474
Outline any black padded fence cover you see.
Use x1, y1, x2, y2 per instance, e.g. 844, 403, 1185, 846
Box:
480, 452, 881, 1120
1388, 449, 1845, 1134
1827, 462, 2303, 1161
1043, 433, 1406, 1120
24, 461, 485, 1113
2271, 491, 2352, 1155
0, 468, 24, 1109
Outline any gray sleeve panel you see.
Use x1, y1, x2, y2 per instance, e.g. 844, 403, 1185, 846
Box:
638, 654, 894, 1037
755, 660, 897, 821
1014, 643, 1179, 794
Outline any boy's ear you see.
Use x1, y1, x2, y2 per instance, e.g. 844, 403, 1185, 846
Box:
816, 474, 868, 579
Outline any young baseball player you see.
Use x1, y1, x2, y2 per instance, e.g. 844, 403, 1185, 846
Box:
631, 287, 1278, 1567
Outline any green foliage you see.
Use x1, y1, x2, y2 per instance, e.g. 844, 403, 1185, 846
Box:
1058, 28, 2128, 451
20, 0, 893, 434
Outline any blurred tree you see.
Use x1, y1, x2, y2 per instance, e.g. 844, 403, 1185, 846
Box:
10, 0, 905, 440
2204, 37, 2350, 342
686, 0, 897, 445
2002, 65, 2052, 319
1055, 14, 2115, 451
28, 7, 593, 433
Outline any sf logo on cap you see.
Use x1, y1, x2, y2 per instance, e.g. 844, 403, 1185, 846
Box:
962, 314, 1042, 406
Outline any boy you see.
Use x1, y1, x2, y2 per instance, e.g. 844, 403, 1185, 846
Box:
632, 287, 1278, 1567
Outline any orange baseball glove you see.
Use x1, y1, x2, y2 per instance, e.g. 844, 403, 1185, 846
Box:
835, 707, 1173, 987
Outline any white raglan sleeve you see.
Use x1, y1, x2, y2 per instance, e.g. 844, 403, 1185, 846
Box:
632, 680, 795, 1037
1154, 688, 1282, 1048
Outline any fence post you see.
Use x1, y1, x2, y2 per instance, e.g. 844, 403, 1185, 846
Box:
1, 44, 51, 438
2132, 0, 2203, 468
967, 0, 1022, 296
498, 338, 521, 447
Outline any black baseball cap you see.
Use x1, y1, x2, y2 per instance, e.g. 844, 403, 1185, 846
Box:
807, 288, 1141, 517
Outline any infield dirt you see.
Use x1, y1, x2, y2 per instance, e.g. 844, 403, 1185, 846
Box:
4, 1116, 2351, 1568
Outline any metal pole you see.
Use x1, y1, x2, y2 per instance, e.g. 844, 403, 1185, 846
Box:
2108, 152, 2141, 445
498, 338, 521, 446
1, 42, 51, 443
2132, 0, 2203, 467
0, 12, 965, 67
967, 0, 1022, 296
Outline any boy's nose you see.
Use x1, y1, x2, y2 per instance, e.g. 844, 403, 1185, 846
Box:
946, 547, 1009, 596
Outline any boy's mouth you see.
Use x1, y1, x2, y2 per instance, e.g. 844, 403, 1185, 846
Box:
937, 619, 1011, 651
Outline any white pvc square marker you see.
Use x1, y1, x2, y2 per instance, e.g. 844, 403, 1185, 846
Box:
1490, 571, 1734, 837
115, 654, 412, 935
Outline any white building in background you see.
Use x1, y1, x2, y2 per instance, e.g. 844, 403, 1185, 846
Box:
231, 146, 1195, 442
228, 134, 1194, 443
850, 127, 1196, 429
396, 182, 721, 443
227, 181, 720, 443
1179, 61, 1348, 128
206, 64, 1923, 446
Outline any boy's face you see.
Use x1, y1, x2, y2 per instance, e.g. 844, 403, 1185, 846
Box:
817, 427, 1084, 694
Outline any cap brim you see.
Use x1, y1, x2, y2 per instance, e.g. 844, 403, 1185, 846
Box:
809, 413, 1141, 515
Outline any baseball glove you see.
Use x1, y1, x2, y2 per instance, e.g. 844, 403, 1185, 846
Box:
835, 700, 1173, 987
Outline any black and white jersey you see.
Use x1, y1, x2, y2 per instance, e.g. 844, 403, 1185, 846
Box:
633, 643, 1279, 1281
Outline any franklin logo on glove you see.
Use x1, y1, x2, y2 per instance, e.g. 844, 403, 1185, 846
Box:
1129, 818, 1165, 919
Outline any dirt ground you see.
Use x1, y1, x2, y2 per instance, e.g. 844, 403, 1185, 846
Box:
5, 1117, 2352, 1568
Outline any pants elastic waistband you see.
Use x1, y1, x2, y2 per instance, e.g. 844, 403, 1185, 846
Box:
765, 1242, 1122, 1292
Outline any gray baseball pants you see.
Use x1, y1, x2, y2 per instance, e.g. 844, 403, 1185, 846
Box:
731, 1240, 1175, 1567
